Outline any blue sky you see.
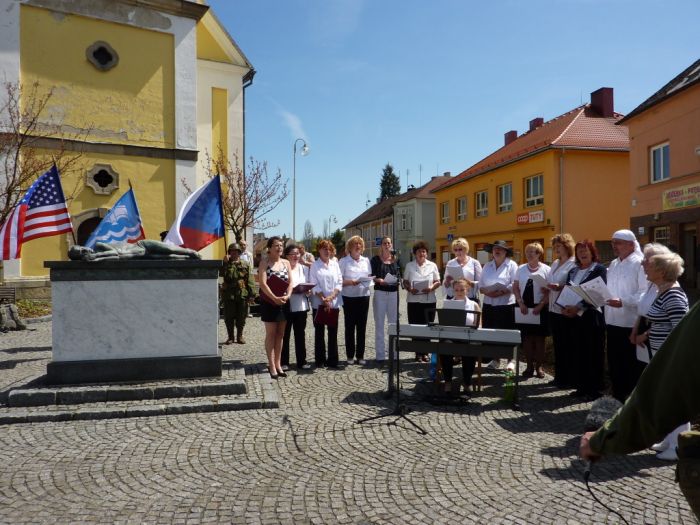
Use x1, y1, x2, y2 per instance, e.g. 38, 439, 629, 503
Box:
209, 0, 700, 240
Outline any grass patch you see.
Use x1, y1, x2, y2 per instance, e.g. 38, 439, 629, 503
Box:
16, 299, 51, 318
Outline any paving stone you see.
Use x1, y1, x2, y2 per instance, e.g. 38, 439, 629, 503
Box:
7, 388, 56, 407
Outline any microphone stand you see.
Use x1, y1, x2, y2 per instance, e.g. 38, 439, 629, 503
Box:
357, 254, 427, 435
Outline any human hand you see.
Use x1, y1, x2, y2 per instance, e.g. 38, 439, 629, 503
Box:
579, 431, 602, 462
606, 298, 622, 308
547, 283, 560, 291
445, 275, 453, 286
519, 304, 528, 315
562, 306, 579, 318
533, 304, 544, 315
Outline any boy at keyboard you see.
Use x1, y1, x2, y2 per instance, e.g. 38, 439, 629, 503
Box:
441, 279, 481, 394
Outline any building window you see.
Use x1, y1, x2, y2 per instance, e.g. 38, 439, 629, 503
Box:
654, 226, 671, 245
456, 197, 467, 221
650, 143, 670, 183
497, 183, 512, 213
85, 163, 119, 195
475, 191, 488, 217
86, 41, 119, 71
440, 201, 450, 224
525, 174, 544, 207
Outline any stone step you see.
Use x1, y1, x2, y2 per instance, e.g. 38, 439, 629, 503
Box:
0, 392, 279, 425
7, 379, 247, 407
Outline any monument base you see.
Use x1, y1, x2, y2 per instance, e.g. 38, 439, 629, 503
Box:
46, 355, 222, 385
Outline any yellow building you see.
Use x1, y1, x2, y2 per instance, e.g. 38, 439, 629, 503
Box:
432, 88, 630, 266
0, 0, 253, 292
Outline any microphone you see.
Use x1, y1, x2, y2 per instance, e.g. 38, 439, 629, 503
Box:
583, 460, 592, 482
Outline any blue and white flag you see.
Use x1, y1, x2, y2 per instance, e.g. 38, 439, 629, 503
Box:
85, 188, 146, 248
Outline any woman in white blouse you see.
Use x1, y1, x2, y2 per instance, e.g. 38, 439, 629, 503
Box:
281, 244, 311, 371
545, 233, 577, 387
340, 236, 373, 365
309, 239, 343, 368
478, 240, 518, 369
442, 237, 482, 303
402, 240, 441, 362
513, 242, 551, 378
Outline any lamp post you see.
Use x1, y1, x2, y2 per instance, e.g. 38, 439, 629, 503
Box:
327, 214, 337, 238
292, 138, 309, 241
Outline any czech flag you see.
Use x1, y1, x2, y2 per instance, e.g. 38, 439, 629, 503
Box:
164, 175, 224, 251
84, 188, 145, 249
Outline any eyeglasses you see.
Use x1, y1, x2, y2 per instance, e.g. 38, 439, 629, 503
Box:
453, 247, 464, 252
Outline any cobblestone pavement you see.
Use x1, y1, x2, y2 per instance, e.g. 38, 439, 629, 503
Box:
0, 293, 695, 524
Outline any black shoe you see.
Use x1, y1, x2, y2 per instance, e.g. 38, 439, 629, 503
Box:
277, 371, 288, 378
269, 372, 278, 380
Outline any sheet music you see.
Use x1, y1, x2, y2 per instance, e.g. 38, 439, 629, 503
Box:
443, 299, 466, 310
479, 282, 507, 293
515, 307, 540, 325
580, 276, 613, 306
555, 285, 583, 308
528, 273, 548, 290
383, 273, 398, 285
411, 279, 430, 294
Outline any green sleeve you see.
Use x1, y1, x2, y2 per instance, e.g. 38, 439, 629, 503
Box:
589, 301, 700, 456
247, 262, 256, 294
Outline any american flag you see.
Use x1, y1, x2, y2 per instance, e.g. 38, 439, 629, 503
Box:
0, 165, 73, 260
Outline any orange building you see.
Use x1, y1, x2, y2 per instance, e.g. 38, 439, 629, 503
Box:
432, 88, 629, 267
622, 59, 700, 297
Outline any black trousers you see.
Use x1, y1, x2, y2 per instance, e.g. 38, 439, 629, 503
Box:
313, 309, 338, 367
440, 354, 477, 386
481, 303, 515, 330
550, 312, 577, 388
342, 296, 370, 360
572, 309, 606, 397
282, 310, 307, 367
607, 324, 645, 402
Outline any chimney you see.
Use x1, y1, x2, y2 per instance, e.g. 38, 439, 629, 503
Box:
504, 130, 517, 145
443, 171, 451, 177
591, 87, 614, 117
529, 118, 544, 131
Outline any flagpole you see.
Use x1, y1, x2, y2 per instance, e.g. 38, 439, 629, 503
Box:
128, 180, 146, 240
52, 158, 78, 247
217, 173, 228, 250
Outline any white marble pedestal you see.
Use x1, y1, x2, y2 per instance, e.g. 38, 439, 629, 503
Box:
44, 259, 222, 384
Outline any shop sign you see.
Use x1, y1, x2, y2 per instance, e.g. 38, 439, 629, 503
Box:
662, 183, 700, 211
516, 210, 544, 225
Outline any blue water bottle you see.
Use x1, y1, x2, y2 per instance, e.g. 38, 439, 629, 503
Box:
429, 353, 438, 381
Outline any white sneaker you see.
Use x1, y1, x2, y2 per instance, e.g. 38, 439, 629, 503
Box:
281, 365, 289, 371
358, 359, 367, 365
301, 364, 312, 370
505, 360, 516, 372
651, 440, 669, 452
656, 448, 678, 461
347, 359, 354, 365
486, 359, 500, 370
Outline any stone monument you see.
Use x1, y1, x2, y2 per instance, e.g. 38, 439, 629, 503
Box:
44, 241, 223, 384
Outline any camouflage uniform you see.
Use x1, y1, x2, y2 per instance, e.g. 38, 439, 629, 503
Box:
220, 259, 255, 342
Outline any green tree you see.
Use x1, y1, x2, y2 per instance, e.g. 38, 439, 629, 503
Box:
379, 163, 401, 201
330, 228, 345, 256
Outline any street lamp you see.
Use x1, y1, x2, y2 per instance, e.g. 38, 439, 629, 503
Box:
292, 138, 309, 241
327, 214, 337, 237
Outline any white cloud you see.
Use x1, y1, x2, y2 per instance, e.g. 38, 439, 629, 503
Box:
279, 108, 307, 141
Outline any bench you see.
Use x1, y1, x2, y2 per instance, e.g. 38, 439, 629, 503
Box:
0, 286, 16, 304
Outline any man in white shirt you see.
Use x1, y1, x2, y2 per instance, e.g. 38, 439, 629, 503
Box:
604, 229, 648, 402
239, 240, 254, 266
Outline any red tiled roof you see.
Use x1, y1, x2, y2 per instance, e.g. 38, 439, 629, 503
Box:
433, 104, 629, 192
619, 58, 700, 124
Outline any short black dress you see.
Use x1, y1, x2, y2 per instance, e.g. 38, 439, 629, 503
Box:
260, 264, 289, 322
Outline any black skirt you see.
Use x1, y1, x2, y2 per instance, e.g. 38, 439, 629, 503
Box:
516, 307, 550, 337
260, 301, 287, 323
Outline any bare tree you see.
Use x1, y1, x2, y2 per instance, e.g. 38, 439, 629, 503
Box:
302, 220, 314, 250
0, 81, 88, 226
199, 149, 289, 243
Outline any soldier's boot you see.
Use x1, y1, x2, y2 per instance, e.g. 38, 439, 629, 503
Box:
236, 325, 246, 344
677, 430, 700, 520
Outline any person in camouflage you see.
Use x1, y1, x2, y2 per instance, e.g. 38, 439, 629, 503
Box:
220, 243, 256, 344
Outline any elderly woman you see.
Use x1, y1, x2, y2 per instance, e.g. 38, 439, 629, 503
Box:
632, 250, 689, 460
513, 242, 551, 379
309, 239, 343, 369
371, 236, 400, 365
258, 236, 294, 379
403, 240, 441, 361
220, 242, 255, 345
562, 240, 607, 400
281, 244, 311, 371
443, 237, 482, 303
478, 240, 518, 370
339, 236, 373, 365
546, 233, 577, 387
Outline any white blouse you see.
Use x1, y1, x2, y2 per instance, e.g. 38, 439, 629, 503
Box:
479, 258, 518, 306
515, 262, 551, 305
443, 257, 482, 300
339, 254, 372, 298
309, 258, 343, 309
403, 259, 440, 303
548, 258, 576, 315
605, 252, 647, 328
288, 264, 310, 313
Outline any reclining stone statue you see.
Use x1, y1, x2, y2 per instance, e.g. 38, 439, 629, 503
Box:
68, 240, 201, 261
